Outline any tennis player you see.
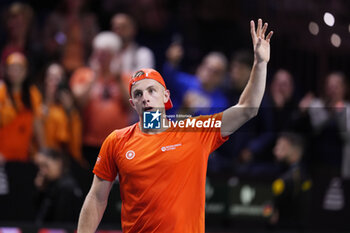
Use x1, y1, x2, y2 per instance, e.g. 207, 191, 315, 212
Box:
77, 19, 273, 233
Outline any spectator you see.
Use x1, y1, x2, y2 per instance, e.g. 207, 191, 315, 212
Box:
213, 50, 274, 174
269, 69, 298, 131
225, 50, 254, 103
271, 132, 311, 229
43, 0, 99, 74
42, 63, 86, 167
70, 32, 130, 168
163, 43, 228, 115
110, 13, 155, 75
0, 2, 43, 80
0, 52, 45, 162
34, 148, 83, 224
299, 72, 350, 178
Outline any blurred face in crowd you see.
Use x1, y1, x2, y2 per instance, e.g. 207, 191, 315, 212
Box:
36, 152, 63, 182
271, 69, 294, 102
93, 48, 114, 70
111, 14, 136, 44
273, 137, 292, 163
6, 3, 32, 40
58, 88, 74, 110
229, 61, 251, 91
197, 54, 227, 91
129, 79, 169, 117
325, 73, 346, 104
45, 64, 64, 96
273, 136, 301, 164
6, 59, 27, 87
65, 0, 83, 13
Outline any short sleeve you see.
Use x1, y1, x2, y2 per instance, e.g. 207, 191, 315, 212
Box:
93, 131, 118, 181
193, 112, 229, 154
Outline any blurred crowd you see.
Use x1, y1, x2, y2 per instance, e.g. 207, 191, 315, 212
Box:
0, 0, 349, 230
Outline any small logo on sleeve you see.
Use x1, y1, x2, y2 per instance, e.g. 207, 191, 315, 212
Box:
126, 150, 135, 160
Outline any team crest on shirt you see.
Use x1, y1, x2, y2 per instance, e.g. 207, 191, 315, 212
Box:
125, 150, 135, 160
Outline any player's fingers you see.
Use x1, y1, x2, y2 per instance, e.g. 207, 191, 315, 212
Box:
257, 19, 262, 37
266, 31, 274, 42
261, 23, 268, 39
250, 20, 257, 44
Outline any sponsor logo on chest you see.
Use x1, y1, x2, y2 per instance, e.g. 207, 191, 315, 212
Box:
161, 143, 182, 152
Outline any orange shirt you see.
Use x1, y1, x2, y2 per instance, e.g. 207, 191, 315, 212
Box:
0, 82, 42, 161
44, 104, 69, 149
44, 105, 83, 162
82, 77, 129, 147
93, 113, 228, 233
70, 67, 130, 147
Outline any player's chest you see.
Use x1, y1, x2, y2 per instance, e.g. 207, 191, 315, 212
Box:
116, 135, 199, 176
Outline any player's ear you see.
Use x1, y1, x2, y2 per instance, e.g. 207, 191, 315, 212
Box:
129, 98, 136, 109
164, 89, 170, 103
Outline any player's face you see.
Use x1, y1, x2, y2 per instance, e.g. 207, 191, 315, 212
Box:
129, 79, 170, 116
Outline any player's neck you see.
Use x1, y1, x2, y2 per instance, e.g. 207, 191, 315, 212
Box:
138, 115, 171, 135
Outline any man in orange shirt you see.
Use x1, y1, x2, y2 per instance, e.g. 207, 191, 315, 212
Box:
77, 19, 273, 233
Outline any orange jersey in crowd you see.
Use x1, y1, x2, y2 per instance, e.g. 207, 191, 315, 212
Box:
0, 82, 42, 161
44, 105, 83, 162
70, 67, 130, 147
93, 113, 228, 233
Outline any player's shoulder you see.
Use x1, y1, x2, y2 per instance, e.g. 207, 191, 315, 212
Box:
107, 123, 138, 142
191, 112, 223, 121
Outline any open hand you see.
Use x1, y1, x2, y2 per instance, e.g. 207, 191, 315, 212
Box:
250, 19, 273, 63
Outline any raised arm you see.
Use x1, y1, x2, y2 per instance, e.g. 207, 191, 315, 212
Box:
77, 175, 114, 233
221, 19, 273, 137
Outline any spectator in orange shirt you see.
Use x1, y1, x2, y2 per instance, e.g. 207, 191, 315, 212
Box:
42, 63, 86, 167
70, 32, 131, 168
43, 0, 99, 74
0, 52, 45, 162
77, 19, 273, 233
